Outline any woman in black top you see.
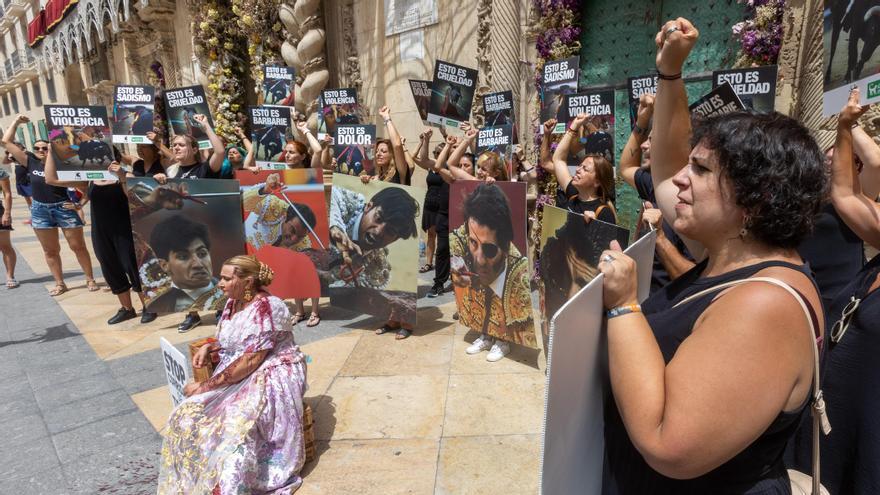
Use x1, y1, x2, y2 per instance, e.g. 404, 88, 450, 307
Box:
44, 153, 157, 325
0, 165, 17, 288
789, 88, 880, 494
152, 114, 226, 332
548, 113, 618, 224
1, 115, 98, 296
597, 20, 826, 493
121, 132, 168, 178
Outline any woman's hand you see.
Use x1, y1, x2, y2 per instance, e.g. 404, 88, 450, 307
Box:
15, 114, 30, 124
420, 128, 433, 141
193, 344, 212, 369
146, 131, 159, 143
295, 121, 309, 134
153, 173, 168, 184
464, 128, 478, 141
598, 240, 639, 310
183, 382, 201, 397
379, 105, 391, 121
360, 174, 372, 184
570, 113, 589, 130
1, 211, 11, 227
108, 161, 126, 181
636, 94, 655, 128
61, 201, 81, 211
838, 87, 868, 128
543, 118, 557, 134
655, 18, 699, 76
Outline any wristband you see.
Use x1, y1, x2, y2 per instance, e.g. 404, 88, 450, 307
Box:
383, 118, 392, 125
607, 304, 641, 319
656, 68, 682, 81
566, 127, 578, 134
633, 123, 649, 136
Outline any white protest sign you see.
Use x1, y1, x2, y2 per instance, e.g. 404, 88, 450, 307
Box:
160, 337, 193, 407
539, 231, 657, 494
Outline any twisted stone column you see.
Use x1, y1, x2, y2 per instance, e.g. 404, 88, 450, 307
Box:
491, 0, 522, 136
279, 0, 329, 128
472, 0, 494, 127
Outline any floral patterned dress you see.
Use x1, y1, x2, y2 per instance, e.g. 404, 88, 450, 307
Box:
158, 295, 308, 494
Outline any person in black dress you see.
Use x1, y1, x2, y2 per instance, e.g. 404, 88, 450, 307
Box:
548, 113, 618, 225
788, 88, 880, 495
597, 19, 828, 493
44, 153, 157, 324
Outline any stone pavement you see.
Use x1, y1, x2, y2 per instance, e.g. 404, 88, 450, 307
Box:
1, 197, 546, 494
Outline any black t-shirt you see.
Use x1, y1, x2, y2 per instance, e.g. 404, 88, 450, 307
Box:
797, 203, 865, 306
424, 170, 444, 212
133, 159, 165, 178
175, 160, 220, 180
14, 162, 29, 185
556, 180, 617, 224
633, 168, 694, 292
27, 155, 69, 203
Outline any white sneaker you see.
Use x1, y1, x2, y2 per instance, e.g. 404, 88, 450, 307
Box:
466, 335, 494, 355
486, 341, 510, 362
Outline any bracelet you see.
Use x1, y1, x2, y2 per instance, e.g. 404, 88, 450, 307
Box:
522, 166, 535, 173
606, 304, 642, 319
383, 118, 392, 125
632, 123, 649, 136
656, 68, 682, 81
566, 127, 578, 134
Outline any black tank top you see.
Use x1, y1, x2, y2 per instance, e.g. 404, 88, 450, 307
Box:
603, 259, 818, 494
798, 204, 865, 307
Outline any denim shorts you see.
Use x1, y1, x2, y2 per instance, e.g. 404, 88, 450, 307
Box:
31, 200, 84, 229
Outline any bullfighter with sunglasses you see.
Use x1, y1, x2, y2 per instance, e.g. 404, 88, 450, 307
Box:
450, 182, 536, 362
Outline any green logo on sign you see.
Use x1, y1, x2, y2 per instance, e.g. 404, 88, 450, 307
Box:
86, 172, 104, 179
869, 81, 880, 99
131, 137, 145, 143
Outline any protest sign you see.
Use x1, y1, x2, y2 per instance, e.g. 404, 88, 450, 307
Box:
689, 82, 746, 120
249, 106, 291, 169
713, 65, 777, 112
540, 56, 579, 133
334, 124, 376, 176
160, 337, 192, 407
318, 88, 360, 139
262, 65, 295, 106
112, 85, 155, 144
44, 105, 115, 180
164, 85, 214, 149
427, 60, 478, 127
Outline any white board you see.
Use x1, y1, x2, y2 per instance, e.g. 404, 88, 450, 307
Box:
539, 231, 656, 495
160, 337, 193, 407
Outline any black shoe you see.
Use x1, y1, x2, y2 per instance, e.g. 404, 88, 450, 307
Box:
140, 311, 158, 324
452, 311, 459, 320
178, 313, 202, 333
427, 285, 444, 298
108, 307, 137, 325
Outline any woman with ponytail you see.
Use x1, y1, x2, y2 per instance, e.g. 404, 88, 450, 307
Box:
159, 255, 309, 494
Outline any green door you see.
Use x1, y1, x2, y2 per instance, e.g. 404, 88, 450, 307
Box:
578, 0, 744, 232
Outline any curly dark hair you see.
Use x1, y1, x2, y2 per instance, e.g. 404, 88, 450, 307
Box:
690, 111, 827, 249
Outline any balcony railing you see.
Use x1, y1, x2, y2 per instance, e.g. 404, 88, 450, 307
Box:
3, 0, 27, 17
8, 50, 37, 82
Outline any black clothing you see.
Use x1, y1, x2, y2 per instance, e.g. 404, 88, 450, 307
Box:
27, 155, 69, 203
132, 158, 164, 178
175, 160, 220, 180
14, 162, 29, 185
556, 180, 616, 223
88, 183, 141, 294
603, 259, 817, 494
422, 170, 444, 231
633, 168, 693, 292
433, 179, 451, 289
797, 204, 865, 309
790, 255, 880, 495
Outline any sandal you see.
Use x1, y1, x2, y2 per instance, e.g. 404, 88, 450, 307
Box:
395, 328, 412, 340
292, 312, 306, 324
6, 279, 19, 289
419, 263, 434, 273
375, 322, 399, 335
306, 313, 321, 327
49, 284, 68, 296
86, 279, 100, 292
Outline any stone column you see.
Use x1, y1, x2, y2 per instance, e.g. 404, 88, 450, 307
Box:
279, 0, 329, 128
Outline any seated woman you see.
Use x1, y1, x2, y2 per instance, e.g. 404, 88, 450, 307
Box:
597, 19, 827, 493
158, 255, 308, 494
547, 113, 617, 224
